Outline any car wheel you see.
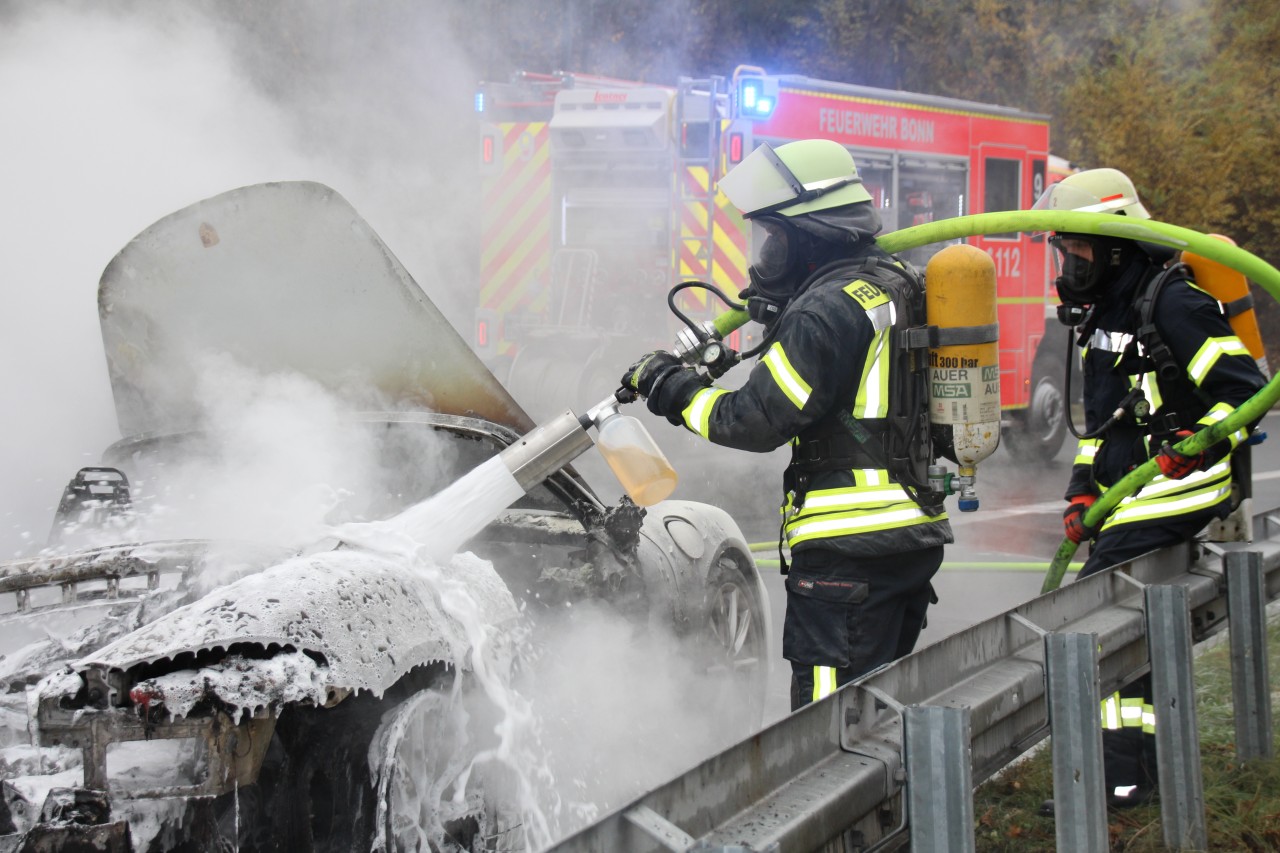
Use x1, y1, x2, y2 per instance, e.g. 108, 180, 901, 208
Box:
1004, 370, 1067, 461
702, 553, 769, 728
369, 687, 492, 853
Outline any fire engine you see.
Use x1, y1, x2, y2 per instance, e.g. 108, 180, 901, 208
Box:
474, 68, 1069, 460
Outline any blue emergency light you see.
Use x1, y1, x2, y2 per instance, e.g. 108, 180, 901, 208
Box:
736, 76, 777, 120
474, 90, 486, 114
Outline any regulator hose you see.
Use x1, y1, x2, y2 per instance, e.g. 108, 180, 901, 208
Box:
709, 210, 1280, 594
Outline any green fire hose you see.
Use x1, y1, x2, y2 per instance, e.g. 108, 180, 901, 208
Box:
709, 211, 1280, 593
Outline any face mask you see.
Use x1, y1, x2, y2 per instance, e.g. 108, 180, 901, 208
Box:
1050, 234, 1106, 306
749, 216, 801, 290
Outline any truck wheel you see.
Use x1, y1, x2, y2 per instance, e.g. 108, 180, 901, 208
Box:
1005, 371, 1067, 461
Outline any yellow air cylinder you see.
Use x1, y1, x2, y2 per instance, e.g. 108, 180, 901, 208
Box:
1182, 234, 1270, 377
925, 244, 1001, 470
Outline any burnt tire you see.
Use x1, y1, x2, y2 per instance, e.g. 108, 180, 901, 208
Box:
244, 665, 453, 852
267, 695, 383, 852
369, 687, 495, 853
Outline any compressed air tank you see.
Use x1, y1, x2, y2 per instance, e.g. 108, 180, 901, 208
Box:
1182, 234, 1270, 378
924, 244, 1001, 467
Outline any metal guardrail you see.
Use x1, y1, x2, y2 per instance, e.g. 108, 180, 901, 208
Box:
544, 505, 1280, 853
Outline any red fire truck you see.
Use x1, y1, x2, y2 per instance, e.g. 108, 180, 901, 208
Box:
475, 69, 1068, 459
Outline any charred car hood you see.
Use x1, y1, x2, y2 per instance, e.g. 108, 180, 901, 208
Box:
98, 181, 535, 439
70, 547, 520, 706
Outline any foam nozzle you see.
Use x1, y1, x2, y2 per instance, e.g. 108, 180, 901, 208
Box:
497, 410, 595, 493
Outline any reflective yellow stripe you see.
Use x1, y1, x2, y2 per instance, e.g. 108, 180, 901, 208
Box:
763, 343, 812, 409
786, 504, 941, 545
1102, 482, 1232, 530
1189, 336, 1250, 384
1101, 693, 1122, 729
798, 482, 914, 509
854, 327, 890, 418
1074, 438, 1100, 467
682, 387, 729, 438
1100, 694, 1155, 731
1142, 371, 1163, 412
1196, 402, 1246, 449
1099, 460, 1232, 530
843, 279, 891, 311
813, 666, 839, 702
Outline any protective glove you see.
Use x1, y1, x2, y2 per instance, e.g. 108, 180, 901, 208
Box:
1062, 493, 1098, 544
621, 351, 683, 399
1155, 429, 1205, 480
620, 351, 710, 425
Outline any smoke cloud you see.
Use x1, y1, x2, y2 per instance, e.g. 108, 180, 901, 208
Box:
0, 2, 480, 558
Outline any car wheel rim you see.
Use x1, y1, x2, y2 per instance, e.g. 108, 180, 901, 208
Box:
712, 581, 759, 667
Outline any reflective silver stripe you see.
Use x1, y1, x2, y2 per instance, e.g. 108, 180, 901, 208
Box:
763, 343, 812, 409
1089, 329, 1133, 353
860, 468, 887, 486
865, 300, 895, 332
813, 666, 838, 702
1101, 694, 1122, 729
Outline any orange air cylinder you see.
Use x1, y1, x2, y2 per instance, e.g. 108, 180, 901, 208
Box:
1182, 234, 1270, 377
924, 243, 1001, 468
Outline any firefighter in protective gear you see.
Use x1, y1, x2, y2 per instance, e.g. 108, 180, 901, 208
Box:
623, 139, 952, 711
1033, 168, 1266, 809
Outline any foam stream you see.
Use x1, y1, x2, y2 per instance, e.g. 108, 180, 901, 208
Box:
333, 456, 558, 850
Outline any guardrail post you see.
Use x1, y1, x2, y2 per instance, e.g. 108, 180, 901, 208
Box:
1044, 632, 1108, 852
905, 704, 974, 853
1225, 550, 1273, 762
1146, 583, 1207, 851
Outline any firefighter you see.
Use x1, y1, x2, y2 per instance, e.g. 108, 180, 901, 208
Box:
621, 139, 953, 711
1033, 168, 1266, 810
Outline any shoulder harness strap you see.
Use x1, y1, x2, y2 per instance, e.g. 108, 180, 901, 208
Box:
1134, 262, 1189, 383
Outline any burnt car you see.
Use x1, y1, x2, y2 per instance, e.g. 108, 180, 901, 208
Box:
0, 183, 770, 852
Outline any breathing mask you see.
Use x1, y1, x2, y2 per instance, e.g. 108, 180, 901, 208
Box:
1050, 233, 1129, 309
743, 215, 805, 326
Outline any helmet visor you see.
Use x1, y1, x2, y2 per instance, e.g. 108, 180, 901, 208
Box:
1032, 178, 1151, 218
719, 143, 864, 218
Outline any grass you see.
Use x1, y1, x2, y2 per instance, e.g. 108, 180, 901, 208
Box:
973, 617, 1280, 851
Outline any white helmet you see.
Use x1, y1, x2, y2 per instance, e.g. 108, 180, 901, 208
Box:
1031, 167, 1151, 219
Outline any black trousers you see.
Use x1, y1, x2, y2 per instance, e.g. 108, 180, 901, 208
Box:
1079, 513, 1213, 792
785, 545, 943, 711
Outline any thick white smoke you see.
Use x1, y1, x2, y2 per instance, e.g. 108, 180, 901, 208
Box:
0, 7, 775, 847
0, 3, 477, 558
